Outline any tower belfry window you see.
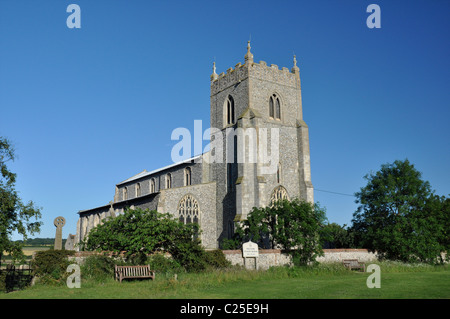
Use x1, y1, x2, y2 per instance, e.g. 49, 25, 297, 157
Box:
226, 95, 235, 125
269, 97, 274, 118
270, 94, 281, 120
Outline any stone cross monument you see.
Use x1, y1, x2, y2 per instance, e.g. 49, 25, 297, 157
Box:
54, 216, 66, 250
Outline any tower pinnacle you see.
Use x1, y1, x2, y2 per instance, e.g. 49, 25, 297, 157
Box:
292, 54, 299, 73
210, 61, 218, 81
244, 41, 254, 63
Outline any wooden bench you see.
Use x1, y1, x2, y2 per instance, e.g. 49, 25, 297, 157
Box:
342, 259, 365, 272
115, 265, 155, 283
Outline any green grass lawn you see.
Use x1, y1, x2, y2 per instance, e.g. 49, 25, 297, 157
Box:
1, 262, 449, 299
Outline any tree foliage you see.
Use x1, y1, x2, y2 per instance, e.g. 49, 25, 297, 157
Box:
351, 159, 449, 264
320, 223, 355, 249
81, 208, 210, 272
232, 199, 328, 265
0, 137, 42, 262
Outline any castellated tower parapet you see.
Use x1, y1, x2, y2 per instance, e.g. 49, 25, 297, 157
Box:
210, 46, 304, 128
210, 57, 300, 97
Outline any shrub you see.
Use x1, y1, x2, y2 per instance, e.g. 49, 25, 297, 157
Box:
148, 253, 183, 274
220, 237, 241, 250
169, 239, 208, 273
204, 249, 231, 269
0, 272, 6, 292
32, 250, 75, 285
80, 255, 117, 282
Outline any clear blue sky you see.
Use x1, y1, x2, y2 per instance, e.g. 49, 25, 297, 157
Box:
1, 0, 449, 241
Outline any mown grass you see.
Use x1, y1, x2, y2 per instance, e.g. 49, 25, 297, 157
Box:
1, 262, 449, 299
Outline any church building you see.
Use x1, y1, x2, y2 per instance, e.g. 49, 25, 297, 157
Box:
71, 43, 314, 250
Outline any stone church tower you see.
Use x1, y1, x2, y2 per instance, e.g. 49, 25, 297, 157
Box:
209, 42, 314, 243
70, 42, 313, 251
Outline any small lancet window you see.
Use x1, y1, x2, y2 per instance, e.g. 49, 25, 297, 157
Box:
123, 187, 128, 200
227, 163, 233, 191
277, 163, 281, 184
185, 167, 192, 186
150, 178, 155, 193
166, 173, 172, 189
269, 97, 274, 118
136, 183, 141, 197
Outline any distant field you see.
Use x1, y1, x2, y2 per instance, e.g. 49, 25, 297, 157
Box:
21, 246, 51, 256
2, 245, 51, 260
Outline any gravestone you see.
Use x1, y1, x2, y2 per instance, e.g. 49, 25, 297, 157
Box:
242, 241, 259, 270
65, 234, 75, 251
54, 216, 66, 250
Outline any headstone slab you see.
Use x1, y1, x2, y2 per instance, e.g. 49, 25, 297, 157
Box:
65, 234, 75, 251
242, 241, 259, 258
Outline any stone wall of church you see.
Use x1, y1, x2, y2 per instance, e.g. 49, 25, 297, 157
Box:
209, 57, 313, 240
116, 161, 203, 202
261, 123, 303, 205
158, 181, 218, 249
249, 61, 301, 126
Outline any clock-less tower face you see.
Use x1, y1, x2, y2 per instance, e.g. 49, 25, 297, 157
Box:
209, 44, 313, 242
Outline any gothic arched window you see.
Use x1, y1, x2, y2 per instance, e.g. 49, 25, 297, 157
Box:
178, 194, 200, 226
269, 94, 281, 120
185, 167, 192, 186
226, 95, 235, 125
123, 187, 128, 200
270, 185, 289, 206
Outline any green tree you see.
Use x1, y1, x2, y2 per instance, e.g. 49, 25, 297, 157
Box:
0, 137, 42, 263
320, 223, 355, 249
351, 159, 449, 263
81, 208, 209, 271
236, 199, 328, 265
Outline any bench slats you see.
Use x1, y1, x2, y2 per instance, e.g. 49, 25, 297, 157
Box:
342, 259, 365, 272
115, 265, 155, 283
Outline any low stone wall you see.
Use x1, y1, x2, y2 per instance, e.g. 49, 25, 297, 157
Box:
318, 249, 378, 263
68, 249, 378, 269
222, 248, 378, 269
223, 249, 291, 270
68, 251, 133, 265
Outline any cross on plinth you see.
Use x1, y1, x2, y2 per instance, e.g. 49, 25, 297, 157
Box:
54, 216, 66, 250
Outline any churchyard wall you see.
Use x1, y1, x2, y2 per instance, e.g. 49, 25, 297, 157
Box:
222, 248, 378, 270
69, 248, 378, 269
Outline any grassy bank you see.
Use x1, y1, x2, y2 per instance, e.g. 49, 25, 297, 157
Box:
1, 262, 449, 299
